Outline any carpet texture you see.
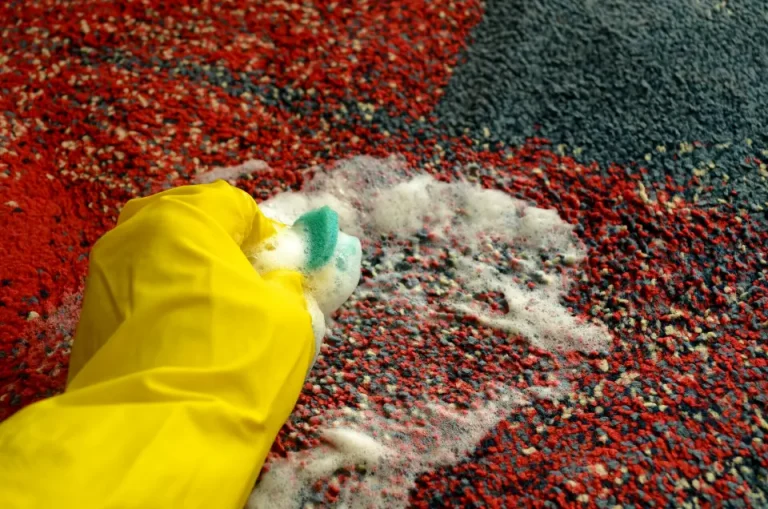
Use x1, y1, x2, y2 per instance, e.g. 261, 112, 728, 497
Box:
1, 1, 767, 507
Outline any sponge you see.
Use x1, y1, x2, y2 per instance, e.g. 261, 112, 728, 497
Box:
294, 206, 339, 271
249, 206, 363, 366
306, 232, 362, 316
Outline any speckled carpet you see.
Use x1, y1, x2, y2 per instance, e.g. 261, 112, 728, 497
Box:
1, 1, 766, 507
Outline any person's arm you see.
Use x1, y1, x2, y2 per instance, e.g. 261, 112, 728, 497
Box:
0, 181, 314, 508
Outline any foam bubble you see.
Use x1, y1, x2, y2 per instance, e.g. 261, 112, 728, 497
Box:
304, 232, 363, 316
249, 227, 308, 275
257, 156, 609, 354
246, 155, 611, 507
194, 159, 270, 184
247, 223, 363, 323
260, 192, 359, 233
248, 389, 528, 509
449, 258, 609, 353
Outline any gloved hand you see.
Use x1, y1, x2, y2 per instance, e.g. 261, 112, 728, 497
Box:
0, 181, 317, 509
247, 205, 363, 368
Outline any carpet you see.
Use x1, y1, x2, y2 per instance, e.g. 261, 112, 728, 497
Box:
1, 0, 766, 507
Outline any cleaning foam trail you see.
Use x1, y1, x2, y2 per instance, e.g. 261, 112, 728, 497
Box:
249, 389, 529, 509
249, 156, 611, 507
259, 155, 610, 354
194, 159, 270, 184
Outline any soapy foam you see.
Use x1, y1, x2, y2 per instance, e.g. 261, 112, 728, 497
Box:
248, 155, 611, 507
248, 389, 529, 509
250, 227, 308, 275
449, 258, 609, 353
302, 232, 363, 316
259, 155, 608, 353
248, 225, 363, 319
194, 159, 269, 184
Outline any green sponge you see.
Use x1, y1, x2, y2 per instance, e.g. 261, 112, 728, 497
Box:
294, 206, 339, 271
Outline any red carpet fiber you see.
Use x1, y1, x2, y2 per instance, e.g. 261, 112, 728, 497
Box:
1, 1, 767, 507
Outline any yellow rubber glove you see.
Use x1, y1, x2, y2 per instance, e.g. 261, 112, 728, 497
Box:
0, 181, 315, 509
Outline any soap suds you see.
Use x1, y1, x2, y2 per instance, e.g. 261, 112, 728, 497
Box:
24, 292, 82, 345
259, 155, 608, 353
249, 389, 529, 509
248, 155, 611, 507
250, 227, 309, 274
194, 159, 270, 184
248, 217, 363, 339
449, 259, 609, 353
